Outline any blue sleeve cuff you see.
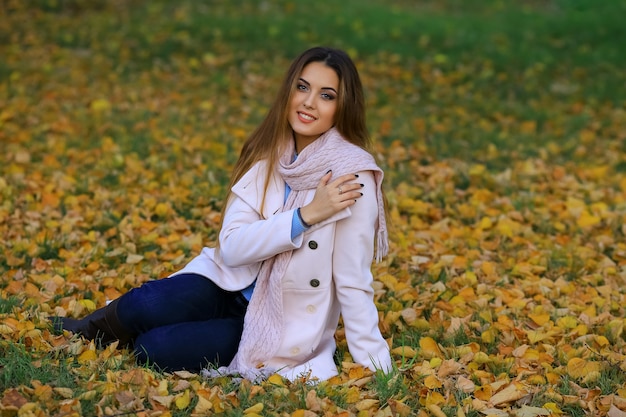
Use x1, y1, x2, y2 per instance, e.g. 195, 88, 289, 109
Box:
291, 208, 310, 240
241, 281, 255, 301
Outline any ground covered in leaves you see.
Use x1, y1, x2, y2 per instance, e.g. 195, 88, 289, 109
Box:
1, 0, 626, 416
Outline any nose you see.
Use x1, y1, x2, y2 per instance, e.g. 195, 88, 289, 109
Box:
303, 93, 314, 109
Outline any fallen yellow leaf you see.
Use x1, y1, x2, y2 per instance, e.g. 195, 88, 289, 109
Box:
90, 98, 111, 112
77, 349, 97, 364
391, 345, 417, 358
528, 313, 551, 326
152, 395, 174, 408
566, 357, 602, 379
355, 399, 379, 411
78, 299, 97, 312
175, 390, 190, 410
424, 374, 442, 389
475, 385, 493, 401
267, 373, 285, 386
426, 404, 447, 417
244, 403, 264, 414
577, 211, 601, 228
543, 402, 563, 414
126, 253, 144, 264
456, 376, 475, 393
194, 396, 213, 413
419, 336, 443, 359
489, 383, 527, 406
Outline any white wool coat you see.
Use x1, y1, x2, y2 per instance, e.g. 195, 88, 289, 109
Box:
171, 160, 392, 381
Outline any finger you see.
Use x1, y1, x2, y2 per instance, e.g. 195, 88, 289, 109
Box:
318, 170, 333, 187
336, 181, 364, 196
340, 188, 363, 201
341, 182, 365, 193
330, 173, 360, 188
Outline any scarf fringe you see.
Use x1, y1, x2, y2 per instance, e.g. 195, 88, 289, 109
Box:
201, 366, 276, 384
376, 228, 388, 263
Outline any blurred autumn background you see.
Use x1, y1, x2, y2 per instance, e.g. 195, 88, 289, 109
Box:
1, 0, 626, 415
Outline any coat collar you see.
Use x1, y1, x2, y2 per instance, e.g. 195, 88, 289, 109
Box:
231, 160, 285, 219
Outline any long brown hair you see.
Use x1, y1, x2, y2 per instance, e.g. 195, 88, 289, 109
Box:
222, 46, 370, 218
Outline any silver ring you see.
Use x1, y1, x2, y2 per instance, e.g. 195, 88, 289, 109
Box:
338, 186, 343, 195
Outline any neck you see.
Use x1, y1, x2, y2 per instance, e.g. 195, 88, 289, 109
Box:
294, 134, 320, 154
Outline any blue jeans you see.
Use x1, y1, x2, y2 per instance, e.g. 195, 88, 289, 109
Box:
116, 273, 247, 372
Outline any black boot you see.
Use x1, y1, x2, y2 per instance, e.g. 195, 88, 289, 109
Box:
53, 298, 134, 348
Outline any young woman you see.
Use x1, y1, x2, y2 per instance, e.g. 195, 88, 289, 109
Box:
56, 46, 392, 382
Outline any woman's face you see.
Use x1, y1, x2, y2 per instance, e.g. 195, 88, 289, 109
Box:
288, 61, 339, 150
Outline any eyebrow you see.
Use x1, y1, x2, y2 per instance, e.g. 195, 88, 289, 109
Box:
299, 78, 338, 94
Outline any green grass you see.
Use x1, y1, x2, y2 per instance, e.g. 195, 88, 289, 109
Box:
0, 296, 21, 314
583, 365, 626, 395
0, 339, 160, 414
4, 0, 625, 172
20, 0, 625, 70
369, 368, 410, 409
0, 341, 74, 392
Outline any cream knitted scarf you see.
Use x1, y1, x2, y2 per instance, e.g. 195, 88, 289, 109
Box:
219, 127, 388, 381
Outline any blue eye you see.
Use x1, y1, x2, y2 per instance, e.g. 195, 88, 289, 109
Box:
297, 83, 308, 91
321, 93, 336, 100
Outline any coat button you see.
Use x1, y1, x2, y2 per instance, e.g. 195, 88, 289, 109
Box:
309, 279, 320, 288
306, 305, 316, 313
308, 240, 318, 250
290, 347, 300, 355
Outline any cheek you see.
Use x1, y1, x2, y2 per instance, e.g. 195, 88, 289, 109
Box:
288, 96, 299, 109
323, 102, 338, 120
330, 107, 338, 124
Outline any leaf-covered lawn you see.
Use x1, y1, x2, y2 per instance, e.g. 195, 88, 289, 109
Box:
1, 0, 625, 416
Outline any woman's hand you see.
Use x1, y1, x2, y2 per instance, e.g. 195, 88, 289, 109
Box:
299, 171, 364, 226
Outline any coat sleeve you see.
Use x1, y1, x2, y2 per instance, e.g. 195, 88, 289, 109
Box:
218, 195, 304, 267
332, 170, 392, 373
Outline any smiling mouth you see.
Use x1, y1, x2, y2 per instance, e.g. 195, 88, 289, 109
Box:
298, 112, 316, 121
